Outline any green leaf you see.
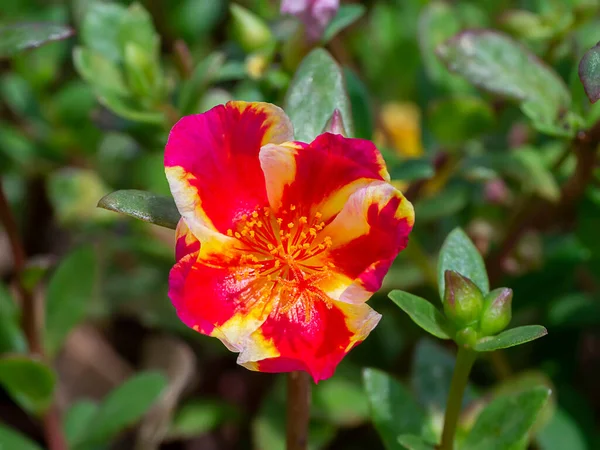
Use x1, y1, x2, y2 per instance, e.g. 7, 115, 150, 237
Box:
0, 23, 73, 58
312, 364, 369, 427
428, 96, 494, 145
118, 3, 159, 57
64, 400, 98, 447
537, 408, 587, 450
511, 148, 560, 202
462, 387, 551, 450
168, 399, 238, 439
578, 41, 600, 103
98, 190, 180, 229
82, 372, 167, 445
322, 4, 366, 44
0, 423, 43, 450
388, 291, 453, 339
97, 91, 165, 124
438, 228, 489, 300
0, 283, 27, 354
344, 67, 374, 139
0, 355, 55, 415
47, 168, 112, 225
81, 2, 127, 62
411, 339, 477, 415
178, 52, 225, 115
45, 246, 97, 357
414, 185, 469, 223
417, 2, 470, 92
389, 159, 435, 182
363, 368, 426, 450
285, 48, 354, 142
474, 325, 548, 352
73, 47, 129, 97
438, 31, 574, 137
397, 434, 435, 450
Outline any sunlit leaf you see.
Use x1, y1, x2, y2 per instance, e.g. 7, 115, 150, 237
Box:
474, 325, 548, 352
98, 189, 180, 229
0, 355, 55, 415
389, 291, 453, 339
0, 23, 73, 58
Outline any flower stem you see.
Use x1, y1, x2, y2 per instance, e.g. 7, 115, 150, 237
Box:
0, 180, 67, 450
440, 348, 477, 450
286, 371, 311, 450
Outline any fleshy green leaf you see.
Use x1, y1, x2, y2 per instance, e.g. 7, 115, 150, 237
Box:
578, 41, 600, 103
81, 372, 168, 445
81, 2, 127, 62
474, 325, 548, 352
388, 291, 453, 339
397, 435, 435, 450
438, 228, 489, 300
0, 355, 56, 415
322, 4, 366, 44
285, 48, 354, 141
0, 423, 43, 450
178, 52, 225, 115
344, 67, 373, 140
45, 246, 97, 357
73, 47, 129, 97
168, 399, 238, 439
64, 400, 99, 447
98, 190, 180, 229
0, 23, 73, 58
411, 339, 477, 415
537, 408, 587, 450
417, 2, 471, 92
97, 91, 165, 125
388, 159, 435, 182
312, 364, 369, 427
438, 30, 574, 137
0, 283, 27, 354
462, 387, 551, 450
363, 368, 426, 450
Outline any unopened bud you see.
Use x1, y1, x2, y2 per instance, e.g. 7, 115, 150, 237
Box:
322, 109, 347, 136
479, 288, 512, 336
230, 4, 273, 53
443, 271, 484, 328
455, 326, 478, 348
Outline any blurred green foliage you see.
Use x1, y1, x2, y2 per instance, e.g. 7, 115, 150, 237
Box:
1, 0, 600, 449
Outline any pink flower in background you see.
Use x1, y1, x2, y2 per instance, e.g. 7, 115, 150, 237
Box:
281, 0, 340, 42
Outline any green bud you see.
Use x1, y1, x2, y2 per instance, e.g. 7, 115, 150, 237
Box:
455, 326, 478, 348
443, 270, 484, 328
322, 109, 348, 136
479, 288, 512, 336
229, 4, 273, 53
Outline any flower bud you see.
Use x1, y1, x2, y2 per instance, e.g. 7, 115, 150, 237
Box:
479, 288, 512, 336
322, 109, 347, 136
455, 326, 478, 348
443, 270, 484, 328
229, 4, 273, 53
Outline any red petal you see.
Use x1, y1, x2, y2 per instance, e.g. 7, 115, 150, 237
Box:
260, 133, 389, 218
240, 298, 381, 382
165, 101, 293, 236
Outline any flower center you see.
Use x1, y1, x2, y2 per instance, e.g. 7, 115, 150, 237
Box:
226, 205, 334, 320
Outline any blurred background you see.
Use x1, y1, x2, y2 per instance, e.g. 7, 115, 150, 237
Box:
1, 0, 599, 449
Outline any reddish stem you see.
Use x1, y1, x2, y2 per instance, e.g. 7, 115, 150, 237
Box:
286, 371, 311, 450
0, 180, 67, 450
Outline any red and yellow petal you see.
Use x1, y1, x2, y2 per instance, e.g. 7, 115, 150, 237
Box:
320, 181, 414, 299
259, 133, 389, 219
168, 256, 275, 350
175, 218, 200, 261
165, 101, 293, 237
238, 298, 381, 382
